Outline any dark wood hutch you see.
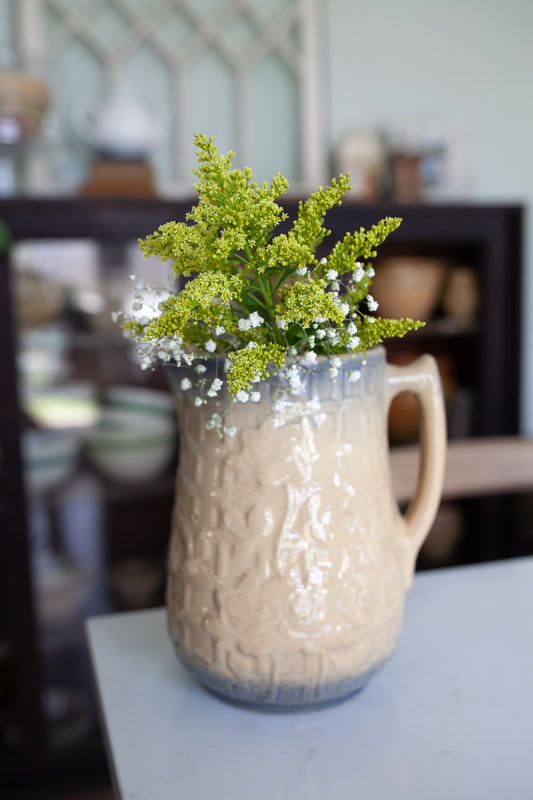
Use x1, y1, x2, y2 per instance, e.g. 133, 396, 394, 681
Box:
0, 197, 524, 788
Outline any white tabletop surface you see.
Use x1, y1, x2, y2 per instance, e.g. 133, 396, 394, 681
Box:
86, 557, 533, 800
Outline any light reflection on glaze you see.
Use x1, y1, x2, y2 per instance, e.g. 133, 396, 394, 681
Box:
166, 351, 418, 700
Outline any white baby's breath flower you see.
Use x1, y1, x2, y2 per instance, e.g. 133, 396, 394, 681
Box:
276, 318, 287, 330
238, 311, 264, 331
340, 302, 350, 316
302, 351, 317, 366
367, 295, 379, 312
248, 311, 264, 328
315, 329, 326, 340
367, 266, 375, 278
236, 390, 249, 403
205, 339, 217, 352
347, 336, 361, 349
207, 378, 223, 397
347, 321, 358, 335
195, 364, 207, 374
326, 269, 338, 281
194, 397, 204, 406
353, 266, 365, 283
223, 425, 237, 437
319, 257, 327, 265
206, 413, 222, 430
287, 365, 302, 394
328, 356, 342, 378
348, 370, 361, 382
250, 391, 261, 402
214, 325, 225, 336
296, 266, 308, 276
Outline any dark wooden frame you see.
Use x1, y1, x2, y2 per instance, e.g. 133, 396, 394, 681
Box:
0, 197, 523, 776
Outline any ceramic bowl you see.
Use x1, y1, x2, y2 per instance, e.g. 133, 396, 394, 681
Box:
371, 256, 446, 321
103, 384, 175, 421
23, 384, 100, 430
22, 429, 81, 494
86, 413, 176, 485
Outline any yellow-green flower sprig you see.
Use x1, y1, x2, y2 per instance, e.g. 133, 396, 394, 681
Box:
227, 342, 286, 395
257, 175, 351, 276
355, 316, 425, 351
118, 134, 426, 434
276, 279, 345, 329
141, 272, 243, 342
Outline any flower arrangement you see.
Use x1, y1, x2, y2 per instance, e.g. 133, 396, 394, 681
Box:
117, 134, 423, 434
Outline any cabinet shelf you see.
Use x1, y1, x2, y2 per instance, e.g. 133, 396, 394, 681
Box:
412, 317, 479, 338
0, 198, 524, 785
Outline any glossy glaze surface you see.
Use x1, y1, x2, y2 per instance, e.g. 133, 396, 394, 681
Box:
166, 348, 445, 709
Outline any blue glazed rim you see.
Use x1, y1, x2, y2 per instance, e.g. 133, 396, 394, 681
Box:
164, 346, 386, 395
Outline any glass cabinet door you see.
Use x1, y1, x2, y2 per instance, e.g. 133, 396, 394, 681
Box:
10, 233, 178, 762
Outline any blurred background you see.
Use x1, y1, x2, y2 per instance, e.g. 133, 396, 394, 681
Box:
1, 0, 532, 797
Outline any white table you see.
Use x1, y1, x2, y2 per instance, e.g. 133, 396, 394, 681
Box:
86, 557, 533, 800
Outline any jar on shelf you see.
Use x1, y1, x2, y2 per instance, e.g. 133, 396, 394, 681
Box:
442, 266, 480, 322
371, 256, 447, 322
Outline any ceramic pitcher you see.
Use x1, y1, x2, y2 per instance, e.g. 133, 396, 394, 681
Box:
165, 346, 446, 711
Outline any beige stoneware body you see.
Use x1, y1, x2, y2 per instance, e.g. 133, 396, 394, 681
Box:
166, 347, 446, 710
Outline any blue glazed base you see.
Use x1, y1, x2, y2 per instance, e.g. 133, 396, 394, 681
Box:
178, 653, 386, 713
204, 683, 367, 714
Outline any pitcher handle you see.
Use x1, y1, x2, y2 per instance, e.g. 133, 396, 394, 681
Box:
386, 354, 447, 587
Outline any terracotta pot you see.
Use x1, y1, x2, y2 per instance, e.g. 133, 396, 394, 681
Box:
371, 256, 447, 321
164, 348, 446, 711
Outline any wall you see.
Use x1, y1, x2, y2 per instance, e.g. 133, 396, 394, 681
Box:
0, 0, 13, 52
325, 0, 533, 433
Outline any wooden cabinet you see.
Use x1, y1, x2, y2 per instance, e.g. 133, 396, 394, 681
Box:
0, 198, 524, 785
